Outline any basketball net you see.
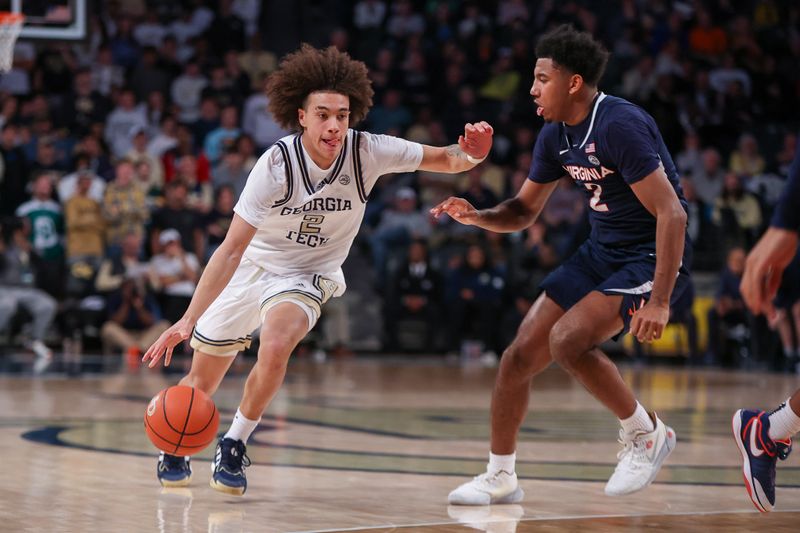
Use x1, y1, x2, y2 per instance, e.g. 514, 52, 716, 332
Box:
0, 12, 24, 73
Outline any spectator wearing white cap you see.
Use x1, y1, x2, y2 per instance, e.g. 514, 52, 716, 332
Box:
149, 228, 200, 323
104, 89, 148, 158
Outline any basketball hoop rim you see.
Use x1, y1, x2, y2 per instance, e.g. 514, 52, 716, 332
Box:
0, 12, 24, 24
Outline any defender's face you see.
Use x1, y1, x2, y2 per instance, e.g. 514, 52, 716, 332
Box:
298, 91, 350, 166
530, 58, 572, 123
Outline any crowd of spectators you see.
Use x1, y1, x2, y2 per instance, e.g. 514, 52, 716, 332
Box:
1, 0, 799, 371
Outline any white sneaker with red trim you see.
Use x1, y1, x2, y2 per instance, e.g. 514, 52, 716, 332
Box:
448, 469, 524, 505
604, 413, 676, 496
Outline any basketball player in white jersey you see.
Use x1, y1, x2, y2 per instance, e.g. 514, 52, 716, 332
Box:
142, 44, 494, 495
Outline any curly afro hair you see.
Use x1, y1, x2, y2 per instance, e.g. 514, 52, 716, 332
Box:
535, 25, 609, 87
266, 44, 374, 131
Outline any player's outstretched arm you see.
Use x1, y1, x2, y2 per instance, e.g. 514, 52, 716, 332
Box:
431, 179, 558, 232
142, 214, 257, 368
418, 121, 493, 173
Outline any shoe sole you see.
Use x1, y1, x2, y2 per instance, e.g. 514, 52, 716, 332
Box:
732, 410, 771, 513
491, 486, 524, 504
159, 474, 192, 488
448, 486, 524, 506
210, 478, 246, 496
605, 425, 676, 496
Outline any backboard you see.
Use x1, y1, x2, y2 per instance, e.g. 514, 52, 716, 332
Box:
0, 0, 87, 40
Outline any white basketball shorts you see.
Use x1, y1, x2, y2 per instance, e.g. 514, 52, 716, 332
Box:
190, 258, 341, 356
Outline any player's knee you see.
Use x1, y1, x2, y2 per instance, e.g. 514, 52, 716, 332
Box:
257, 336, 296, 367
549, 320, 584, 369
500, 342, 544, 380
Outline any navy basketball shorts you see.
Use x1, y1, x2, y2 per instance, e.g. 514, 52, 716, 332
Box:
540, 238, 692, 337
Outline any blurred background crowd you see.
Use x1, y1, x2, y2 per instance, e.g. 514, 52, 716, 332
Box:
1, 0, 800, 375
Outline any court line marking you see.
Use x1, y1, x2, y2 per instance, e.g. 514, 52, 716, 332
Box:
21, 422, 799, 472
288, 508, 800, 533
19, 424, 800, 489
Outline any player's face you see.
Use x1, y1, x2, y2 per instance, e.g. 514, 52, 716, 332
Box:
530, 58, 572, 123
298, 91, 350, 167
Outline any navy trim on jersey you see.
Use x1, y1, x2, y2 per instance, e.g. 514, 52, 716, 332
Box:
352, 131, 367, 203
272, 140, 295, 207
560, 93, 607, 151
293, 134, 316, 195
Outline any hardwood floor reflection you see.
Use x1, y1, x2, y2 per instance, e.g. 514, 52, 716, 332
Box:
2, 358, 799, 532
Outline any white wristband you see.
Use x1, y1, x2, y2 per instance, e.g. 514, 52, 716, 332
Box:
466, 153, 486, 164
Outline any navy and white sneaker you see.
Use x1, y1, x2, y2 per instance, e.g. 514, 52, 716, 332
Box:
157, 452, 192, 487
732, 409, 792, 512
210, 438, 251, 496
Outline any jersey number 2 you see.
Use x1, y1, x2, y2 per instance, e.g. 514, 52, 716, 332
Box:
299, 214, 325, 234
584, 183, 609, 212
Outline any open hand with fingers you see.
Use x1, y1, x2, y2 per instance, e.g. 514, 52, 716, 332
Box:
630, 300, 670, 343
141, 317, 195, 368
740, 228, 798, 319
430, 197, 481, 226
459, 121, 494, 161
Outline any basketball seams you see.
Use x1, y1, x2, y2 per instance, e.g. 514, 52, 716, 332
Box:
183, 403, 218, 436
145, 417, 214, 449
173, 388, 195, 454
161, 388, 184, 434
144, 416, 180, 448
144, 386, 219, 456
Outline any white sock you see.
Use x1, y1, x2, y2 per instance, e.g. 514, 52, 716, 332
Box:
223, 408, 261, 444
620, 402, 654, 434
768, 399, 800, 441
488, 452, 516, 474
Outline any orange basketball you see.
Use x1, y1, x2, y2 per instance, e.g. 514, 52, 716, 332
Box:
144, 385, 220, 456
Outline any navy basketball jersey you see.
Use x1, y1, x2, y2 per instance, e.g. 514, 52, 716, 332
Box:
528, 93, 687, 246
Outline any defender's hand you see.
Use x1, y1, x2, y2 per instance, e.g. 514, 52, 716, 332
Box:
459, 121, 494, 161
142, 317, 195, 368
630, 300, 670, 343
740, 228, 798, 318
430, 197, 480, 225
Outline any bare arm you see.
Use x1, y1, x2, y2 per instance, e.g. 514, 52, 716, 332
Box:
430, 179, 559, 233
417, 121, 493, 174
142, 213, 257, 366
179, 213, 255, 323
628, 166, 688, 341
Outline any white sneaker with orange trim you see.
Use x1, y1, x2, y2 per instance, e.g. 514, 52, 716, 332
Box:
448, 469, 524, 505
604, 413, 676, 496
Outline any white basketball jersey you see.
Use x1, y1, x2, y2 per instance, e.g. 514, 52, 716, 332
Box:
234, 129, 423, 291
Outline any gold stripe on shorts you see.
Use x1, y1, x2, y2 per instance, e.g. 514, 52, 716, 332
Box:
260, 290, 322, 316
190, 331, 252, 356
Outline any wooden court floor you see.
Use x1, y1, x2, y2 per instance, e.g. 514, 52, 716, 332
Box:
2, 357, 800, 532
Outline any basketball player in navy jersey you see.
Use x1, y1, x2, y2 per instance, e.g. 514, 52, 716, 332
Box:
733, 138, 800, 513
434, 25, 692, 504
